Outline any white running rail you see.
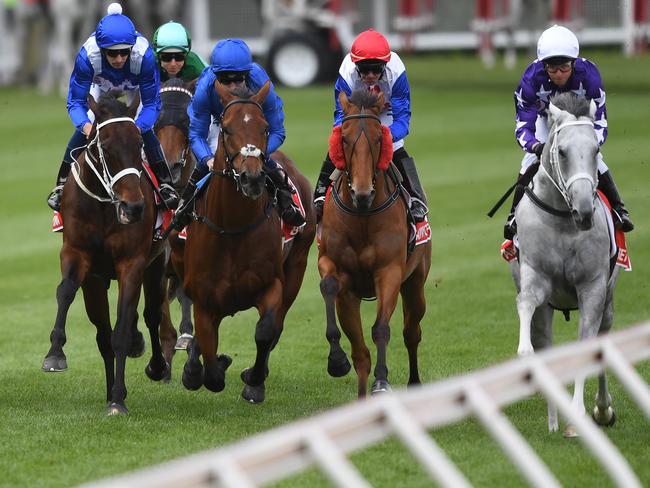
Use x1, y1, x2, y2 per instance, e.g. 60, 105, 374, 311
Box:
84, 323, 650, 488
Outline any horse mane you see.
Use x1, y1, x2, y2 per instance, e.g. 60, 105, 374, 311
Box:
550, 92, 590, 118
97, 91, 129, 117
348, 89, 379, 110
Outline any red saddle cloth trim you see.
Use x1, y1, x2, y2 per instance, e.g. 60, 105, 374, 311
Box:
52, 211, 63, 232
281, 176, 306, 245
597, 190, 631, 271
142, 162, 162, 206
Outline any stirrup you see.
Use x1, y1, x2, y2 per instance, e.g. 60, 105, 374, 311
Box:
47, 185, 64, 211
410, 199, 428, 222
504, 214, 517, 240
159, 183, 179, 209
613, 207, 634, 232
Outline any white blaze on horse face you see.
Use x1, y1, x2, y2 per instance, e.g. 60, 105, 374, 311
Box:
243, 113, 251, 124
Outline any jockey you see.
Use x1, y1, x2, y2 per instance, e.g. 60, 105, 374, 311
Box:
505, 24, 633, 239
171, 38, 305, 230
312, 29, 428, 222
47, 3, 178, 212
152, 21, 207, 82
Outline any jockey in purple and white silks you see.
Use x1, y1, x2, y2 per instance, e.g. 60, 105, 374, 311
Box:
168, 38, 304, 231
504, 24, 633, 239
46, 3, 178, 213
313, 29, 428, 222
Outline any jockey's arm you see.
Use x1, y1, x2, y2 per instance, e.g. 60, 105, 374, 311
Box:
262, 85, 286, 154
67, 51, 95, 131
584, 65, 608, 145
188, 72, 215, 169
389, 72, 411, 143
332, 76, 352, 127
514, 81, 541, 152
135, 52, 162, 133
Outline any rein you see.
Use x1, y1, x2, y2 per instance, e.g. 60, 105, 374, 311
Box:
70, 117, 142, 204
528, 119, 596, 217
333, 111, 400, 216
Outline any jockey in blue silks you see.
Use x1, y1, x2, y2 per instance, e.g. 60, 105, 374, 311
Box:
47, 3, 178, 212
170, 38, 304, 230
312, 29, 428, 223
503, 24, 633, 239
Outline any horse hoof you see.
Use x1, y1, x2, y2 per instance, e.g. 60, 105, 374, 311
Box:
562, 425, 579, 438
240, 367, 265, 387
106, 402, 128, 416
370, 380, 392, 395
182, 363, 204, 391
242, 383, 265, 404
174, 333, 193, 351
327, 352, 351, 378
145, 360, 170, 382
128, 332, 145, 358
218, 354, 233, 371
592, 406, 616, 427
42, 356, 68, 372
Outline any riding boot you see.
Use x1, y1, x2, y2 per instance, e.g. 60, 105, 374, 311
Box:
313, 153, 335, 223
47, 160, 72, 211
598, 170, 634, 232
504, 162, 540, 239
142, 130, 179, 209
393, 152, 428, 222
266, 160, 305, 227
168, 166, 209, 232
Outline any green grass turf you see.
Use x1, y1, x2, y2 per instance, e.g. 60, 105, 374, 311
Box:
0, 50, 649, 487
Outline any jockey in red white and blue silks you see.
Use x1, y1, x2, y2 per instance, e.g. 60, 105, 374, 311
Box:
312, 29, 428, 223
47, 3, 178, 213
173, 38, 304, 228
503, 24, 632, 239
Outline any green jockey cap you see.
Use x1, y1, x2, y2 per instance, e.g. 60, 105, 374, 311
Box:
153, 21, 191, 53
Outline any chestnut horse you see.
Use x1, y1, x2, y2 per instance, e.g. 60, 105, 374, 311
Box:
318, 89, 432, 397
154, 78, 196, 379
181, 81, 315, 403
42, 92, 169, 414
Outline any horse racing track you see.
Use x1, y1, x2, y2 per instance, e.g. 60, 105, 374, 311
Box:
1, 52, 649, 487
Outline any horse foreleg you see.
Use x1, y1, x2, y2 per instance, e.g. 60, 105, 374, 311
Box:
516, 264, 550, 356
337, 291, 368, 398
193, 305, 229, 393
593, 280, 616, 427
81, 275, 113, 403
109, 261, 145, 415
370, 266, 401, 395
400, 267, 428, 387
241, 278, 283, 404
159, 278, 177, 381
142, 253, 170, 383
319, 257, 351, 377
530, 305, 557, 432
43, 250, 90, 372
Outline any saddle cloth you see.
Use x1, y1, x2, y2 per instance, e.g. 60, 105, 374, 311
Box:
177, 175, 307, 250
51, 162, 173, 242
500, 191, 631, 271
316, 184, 431, 248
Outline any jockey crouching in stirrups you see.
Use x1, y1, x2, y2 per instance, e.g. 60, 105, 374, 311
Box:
47, 3, 178, 215
312, 29, 428, 223
169, 38, 304, 232
504, 24, 633, 239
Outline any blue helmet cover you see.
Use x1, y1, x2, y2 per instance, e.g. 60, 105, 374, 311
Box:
210, 38, 253, 73
95, 12, 137, 48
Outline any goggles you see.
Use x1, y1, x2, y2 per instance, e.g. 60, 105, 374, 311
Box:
217, 72, 247, 84
104, 48, 132, 58
356, 62, 386, 76
160, 52, 187, 62
544, 61, 573, 74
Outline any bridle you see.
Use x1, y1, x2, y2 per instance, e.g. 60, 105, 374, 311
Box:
214, 98, 268, 193
70, 117, 142, 204
529, 119, 596, 215
332, 110, 400, 216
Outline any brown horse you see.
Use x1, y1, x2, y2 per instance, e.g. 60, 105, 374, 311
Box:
154, 78, 196, 379
43, 92, 169, 414
318, 89, 432, 397
181, 81, 316, 403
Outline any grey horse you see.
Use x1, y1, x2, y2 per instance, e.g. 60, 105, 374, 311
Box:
510, 92, 619, 436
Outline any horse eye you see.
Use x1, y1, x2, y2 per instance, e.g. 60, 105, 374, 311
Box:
558, 149, 566, 158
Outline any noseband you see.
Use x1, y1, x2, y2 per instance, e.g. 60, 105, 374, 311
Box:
215, 98, 268, 192
538, 119, 596, 208
70, 117, 142, 203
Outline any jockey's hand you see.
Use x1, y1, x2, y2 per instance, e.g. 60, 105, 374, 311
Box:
532, 142, 545, 158
207, 158, 214, 171
82, 122, 93, 138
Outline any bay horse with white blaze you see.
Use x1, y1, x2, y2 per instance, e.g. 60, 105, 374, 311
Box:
43, 92, 169, 414
319, 89, 432, 397
512, 93, 620, 436
182, 81, 316, 403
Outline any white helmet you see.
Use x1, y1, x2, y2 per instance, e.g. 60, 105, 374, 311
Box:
537, 25, 579, 61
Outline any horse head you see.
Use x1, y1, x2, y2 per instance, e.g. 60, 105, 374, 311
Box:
156, 78, 196, 186
334, 89, 392, 211
87, 92, 144, 224
546, 94, 599, 231
214, 80, 271, 200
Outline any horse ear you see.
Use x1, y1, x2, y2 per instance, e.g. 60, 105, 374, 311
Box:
588, 99, 597, 119
215, 79, 234, 104
339, 91, 350, 113
548, 102, 564, 125
252, 80, 271, 105
127, 92, 140, 119
375, 91, 385, 112
87, 95, 99, 117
